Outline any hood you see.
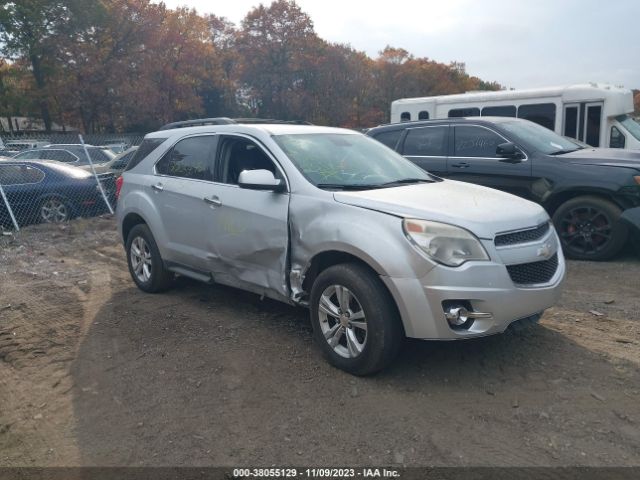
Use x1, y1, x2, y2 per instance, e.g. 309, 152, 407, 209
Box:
334, 180, 548, 239
558, 148, 640, 169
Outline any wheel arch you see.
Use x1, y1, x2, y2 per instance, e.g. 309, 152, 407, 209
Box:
121, 212, 148, 243
544, 189, 625, 215
300, 249, 406, 336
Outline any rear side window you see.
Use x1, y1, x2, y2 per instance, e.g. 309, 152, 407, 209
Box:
41, 149, 77, 163
403, 126, 448, 156
400, 112, 411, 122
418, 111, 429, 120
482, 105, 516, 117
0, 165, 45, 185
454, 126, 503, 158
85, 148, 111, 163
156, 135, 217, 181
518, 103, 556, 130
125, 138, 167, 171
372, 130, 402, 150
449, 107, 480, 118
13, 150, 41, 160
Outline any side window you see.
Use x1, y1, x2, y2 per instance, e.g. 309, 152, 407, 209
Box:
418, 110, 429, 120
585, 105, 602, 147
454, 126, 503, 158
41, 149, 77, 163
518, 103, 556, 130
449, 107, 480, 118
0, 165, 45, 185
13, 150, 41, 160
400, 112, 411, 122
610, 126, 626, 149
217, 137, 277, 185
564, 106, 578, 138
156, 135, 217, 181
403, 126, 448, 157
482, 105, 516, 117
372, 130, 402, 150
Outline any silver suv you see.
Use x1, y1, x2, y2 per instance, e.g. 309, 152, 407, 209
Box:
116, 121, 565, 375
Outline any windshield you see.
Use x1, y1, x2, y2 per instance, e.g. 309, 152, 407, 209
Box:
617, 114, 640, 141
499, 119, 581, 155
273, 133, 432, 189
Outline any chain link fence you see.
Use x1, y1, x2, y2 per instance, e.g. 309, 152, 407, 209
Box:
0, 133, 144, 234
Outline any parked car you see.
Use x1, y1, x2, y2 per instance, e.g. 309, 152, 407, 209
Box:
92, 146, 138, 175
366, 117, 640, 261
0, 140, 50, 157
12, 144, 115, 168
0, 161, 115, 227
116, 120, 565, 375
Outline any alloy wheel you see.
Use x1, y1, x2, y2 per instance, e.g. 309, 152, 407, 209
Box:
318, 284, 368, 359
559, 206, 612, 255
130, 236, 152, 283
40, 198, 69, 223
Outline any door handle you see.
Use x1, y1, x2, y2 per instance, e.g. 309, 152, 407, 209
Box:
203, 195, 222, 207
151, 183, 164, 192
451, 162, 470, 169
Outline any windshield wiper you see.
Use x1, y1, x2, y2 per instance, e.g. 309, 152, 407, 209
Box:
549, 147, 582, 155
316, 183, 381, 191
378, 178, 434, 187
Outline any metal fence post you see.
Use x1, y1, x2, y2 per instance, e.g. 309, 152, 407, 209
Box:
78, 134, 114, 215
0, 182, 20, 231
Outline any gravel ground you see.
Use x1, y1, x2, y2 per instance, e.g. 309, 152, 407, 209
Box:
0, 217, 639, 467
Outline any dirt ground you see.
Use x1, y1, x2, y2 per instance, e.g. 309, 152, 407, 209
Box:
0, 217, 639, 467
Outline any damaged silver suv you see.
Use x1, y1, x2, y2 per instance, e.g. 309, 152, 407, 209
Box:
116, 120, 565, 375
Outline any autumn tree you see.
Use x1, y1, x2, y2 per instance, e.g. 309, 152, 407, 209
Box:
634, 90, 640, 116
237, 0, 320, 120
0, 0, 96, 131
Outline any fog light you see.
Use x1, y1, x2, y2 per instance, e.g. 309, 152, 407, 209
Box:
444, 304, 493, 328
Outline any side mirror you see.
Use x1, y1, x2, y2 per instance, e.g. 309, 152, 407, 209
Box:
238, 169, 285, 192
496, 142, 524, 163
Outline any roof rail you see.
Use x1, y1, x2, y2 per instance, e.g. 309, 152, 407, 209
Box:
232, 118, 314, 125
158, 117, 236, 131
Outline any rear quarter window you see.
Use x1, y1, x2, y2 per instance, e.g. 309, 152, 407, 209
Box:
125, 138, 168, 171
371, 130, 403, 150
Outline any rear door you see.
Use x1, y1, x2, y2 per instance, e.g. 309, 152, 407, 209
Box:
398, 125, 449, 176
150, 134, 219, 269
447, 124, 533, 199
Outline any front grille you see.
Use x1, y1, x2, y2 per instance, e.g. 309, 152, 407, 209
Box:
507, 253, 558, 285
495, 222, 550, 247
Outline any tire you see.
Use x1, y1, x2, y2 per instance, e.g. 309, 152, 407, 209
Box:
125, 224, 173, 293
309, 263, 403, 375
552, 195, 628, 261
40, 196, 70, 224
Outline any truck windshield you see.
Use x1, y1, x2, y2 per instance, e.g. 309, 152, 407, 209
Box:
499, 119, 581, 155
616, 115, 640, 141
273, 133, 433, 189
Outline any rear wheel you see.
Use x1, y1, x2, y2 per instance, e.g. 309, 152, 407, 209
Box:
40, 197, 70, 223
309, 263, 403, 375
552, 196, 628, 260
126, 224, 173, 292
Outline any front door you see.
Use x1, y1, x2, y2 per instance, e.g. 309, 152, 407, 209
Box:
203, 135, 290, 299
446, 124, 532, 199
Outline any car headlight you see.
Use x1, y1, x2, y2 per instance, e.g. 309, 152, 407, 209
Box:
403, 219, 490, 267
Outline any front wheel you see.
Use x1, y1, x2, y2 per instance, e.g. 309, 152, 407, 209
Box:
309, 263, 403, 375
552, 196, 628, 261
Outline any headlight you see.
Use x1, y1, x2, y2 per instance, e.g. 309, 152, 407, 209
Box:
403, 219, 489, 267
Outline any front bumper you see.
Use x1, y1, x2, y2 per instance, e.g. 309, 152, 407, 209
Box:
381, 231, 566, 340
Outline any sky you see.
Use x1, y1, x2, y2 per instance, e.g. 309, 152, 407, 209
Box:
159, 0, 639, 90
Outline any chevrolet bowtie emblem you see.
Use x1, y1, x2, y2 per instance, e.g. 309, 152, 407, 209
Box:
536, 243, 552, 258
